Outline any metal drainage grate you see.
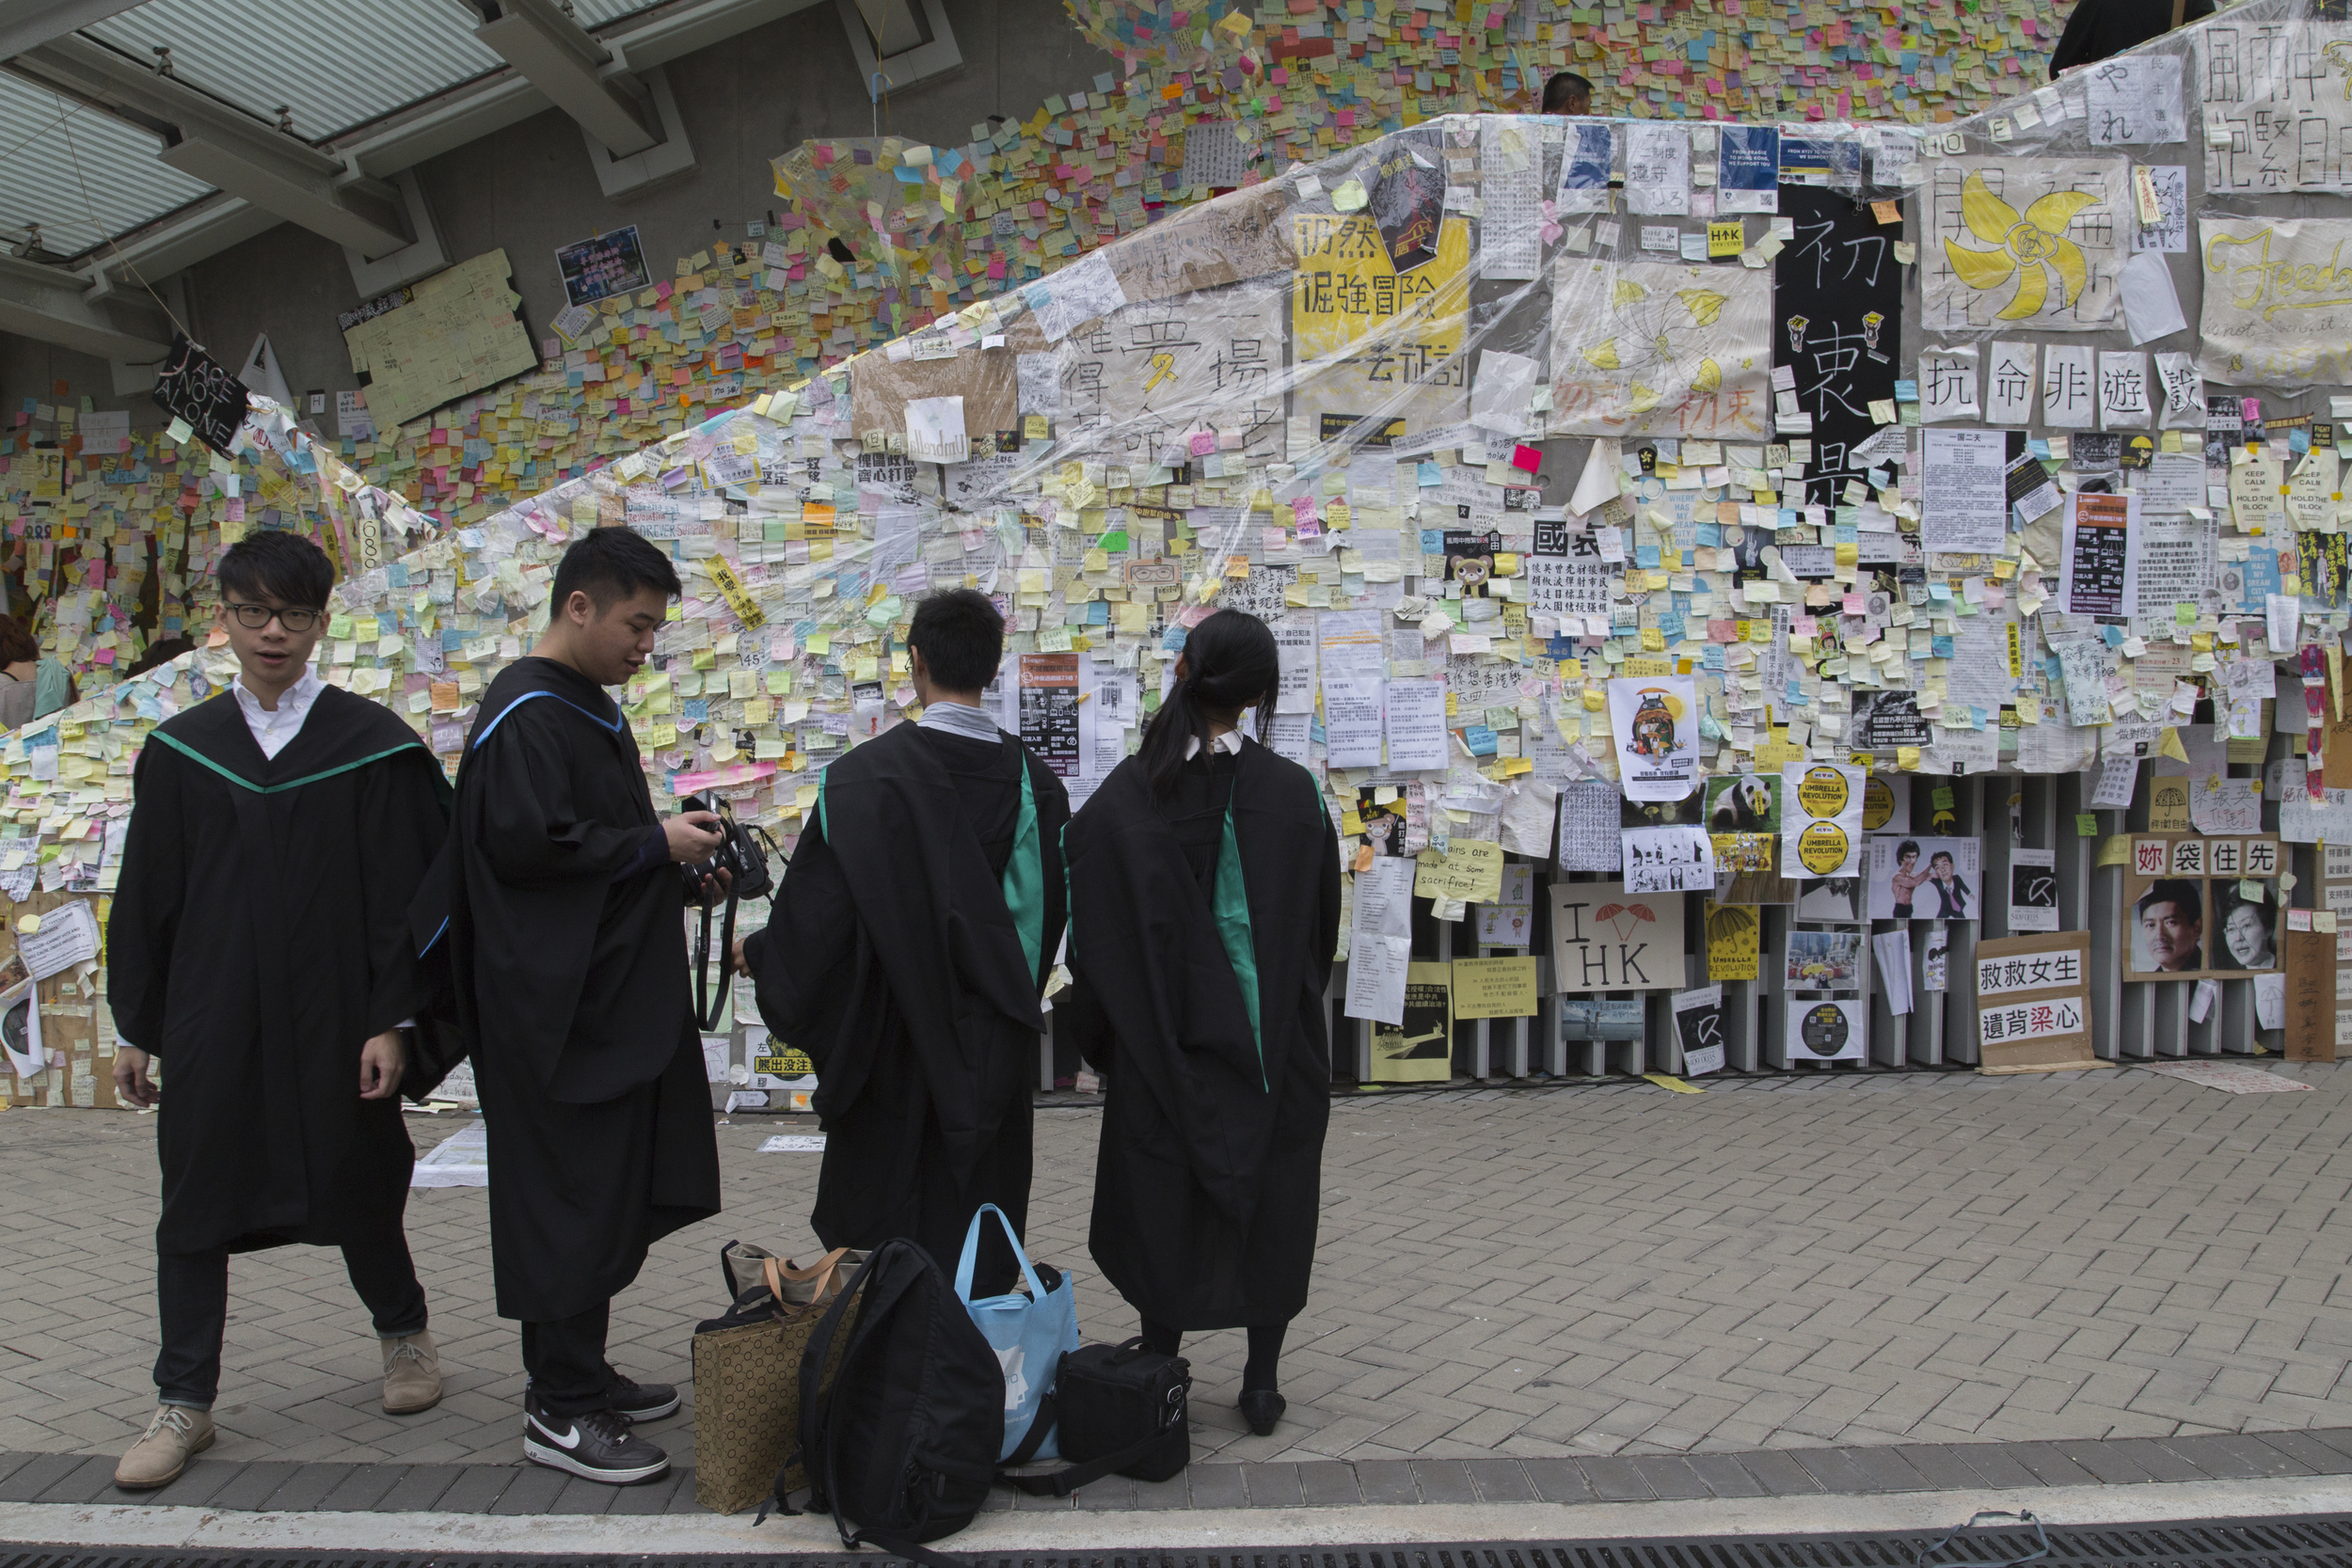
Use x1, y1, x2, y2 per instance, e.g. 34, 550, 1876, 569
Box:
11, 1520, 2352, 1568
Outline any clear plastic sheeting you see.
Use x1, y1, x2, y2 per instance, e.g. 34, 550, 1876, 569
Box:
10, 2, 2351, 1101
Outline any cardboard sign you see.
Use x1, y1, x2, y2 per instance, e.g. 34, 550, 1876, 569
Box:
1975, 931, 2106, 1074
1551, 881, 1688, 991
2283, 926, 2337, 1062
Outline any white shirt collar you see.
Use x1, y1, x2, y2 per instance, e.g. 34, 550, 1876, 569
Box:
230, 667, 326, 760
916, 699, 1005, 744
1184, 730, 1245, 760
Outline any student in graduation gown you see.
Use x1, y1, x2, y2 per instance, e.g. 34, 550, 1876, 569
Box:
736, 588, 1067, 1295
107, 532, 453, 1491
1055, 609, 1341, 1438
415, 526, 723, 1486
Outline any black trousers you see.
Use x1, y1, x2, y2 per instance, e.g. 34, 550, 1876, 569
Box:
522, 1300, 614, 1417
154, 1223, 427, 1409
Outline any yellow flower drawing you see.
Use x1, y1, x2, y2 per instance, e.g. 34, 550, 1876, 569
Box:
1943, 171, 2098, 320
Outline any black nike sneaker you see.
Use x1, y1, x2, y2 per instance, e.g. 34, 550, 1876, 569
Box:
522, 1391, 670, 1483
605, 1364, 681, 1422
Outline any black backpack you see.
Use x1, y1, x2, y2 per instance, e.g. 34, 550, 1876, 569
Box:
774, 1238, 1005, 1561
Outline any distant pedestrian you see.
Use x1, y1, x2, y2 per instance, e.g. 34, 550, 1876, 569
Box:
1542, 71, 1593, 115
1056, 610, 1341, 1438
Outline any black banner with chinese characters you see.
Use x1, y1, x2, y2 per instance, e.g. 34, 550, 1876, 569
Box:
1772, 188, 1902, 508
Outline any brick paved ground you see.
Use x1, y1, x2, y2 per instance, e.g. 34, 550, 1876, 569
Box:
4, 1061, 2348, 1476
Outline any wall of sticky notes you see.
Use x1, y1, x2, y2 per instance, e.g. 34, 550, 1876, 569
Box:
23, 0, 2352, 1107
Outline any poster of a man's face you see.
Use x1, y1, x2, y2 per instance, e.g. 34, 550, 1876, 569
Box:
2133, 879, 2205, 974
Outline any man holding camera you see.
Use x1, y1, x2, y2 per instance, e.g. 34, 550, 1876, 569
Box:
736, 589, 1066, 1295
416, 527, 721, 1485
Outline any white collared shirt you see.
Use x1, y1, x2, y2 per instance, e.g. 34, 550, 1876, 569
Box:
1184, 730, 1245, 760
231, 668, 326, 760
916, 699, 1006, 744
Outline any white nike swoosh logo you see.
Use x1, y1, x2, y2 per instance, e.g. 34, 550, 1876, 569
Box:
529, 1414, 582, 1450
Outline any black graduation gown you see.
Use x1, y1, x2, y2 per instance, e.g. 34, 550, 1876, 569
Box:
744, 719, 1068, 1291
107, 686, 451, 1257
2047, 0, 2211, 77
1056, 740, 1341, 1329
414, 657, 721, 1322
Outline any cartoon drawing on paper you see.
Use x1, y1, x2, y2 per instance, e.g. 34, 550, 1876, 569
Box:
1547, 261, 1771, 438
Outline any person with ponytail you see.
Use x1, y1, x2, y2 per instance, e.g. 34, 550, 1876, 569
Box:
1055, 609, 1342, 1437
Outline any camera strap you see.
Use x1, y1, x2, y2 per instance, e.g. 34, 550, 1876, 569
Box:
691, 877, 739, 1034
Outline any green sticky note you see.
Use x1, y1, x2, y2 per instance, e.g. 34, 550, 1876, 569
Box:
2076, 813, 2099, 836
2175, 601, 2197, 626
1932, 785, 1956, 809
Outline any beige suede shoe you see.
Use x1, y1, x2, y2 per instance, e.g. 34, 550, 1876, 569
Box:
381, 1329, 443, 1414
114, 1405, 214, 1490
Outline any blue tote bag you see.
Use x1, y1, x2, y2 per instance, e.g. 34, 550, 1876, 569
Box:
955, 1203, 1079, 1461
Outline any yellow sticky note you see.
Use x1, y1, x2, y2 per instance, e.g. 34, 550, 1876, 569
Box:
1897, 745, 1921, 771
2157, 727, 2189, 762
1707, 220, 1744, 258
1642, 1073, 1705, 1093
2097, 834, 2133, 867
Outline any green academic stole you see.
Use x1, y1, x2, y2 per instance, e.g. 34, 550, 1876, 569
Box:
151, 730, 441, 799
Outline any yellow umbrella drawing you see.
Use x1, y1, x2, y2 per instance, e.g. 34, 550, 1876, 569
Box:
1943, 171, 2097, 320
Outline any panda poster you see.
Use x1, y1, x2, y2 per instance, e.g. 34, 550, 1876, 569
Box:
1607, 674, 1700, 802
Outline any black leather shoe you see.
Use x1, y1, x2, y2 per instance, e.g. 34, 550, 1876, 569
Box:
523, 1393, 669, 1483
606, 1366, 680, 1422
1238, 1389, 1285, 1436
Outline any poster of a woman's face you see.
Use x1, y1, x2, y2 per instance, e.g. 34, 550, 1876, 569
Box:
2213, 884, 2279, 972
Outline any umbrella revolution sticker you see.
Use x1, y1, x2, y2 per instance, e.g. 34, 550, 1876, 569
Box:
1782, 762, 1864, 879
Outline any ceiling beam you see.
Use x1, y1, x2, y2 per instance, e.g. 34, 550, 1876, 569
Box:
55, 0, 820, 291
8, 33, 416, 257
0, 250, 169, 361
0, 0, 146, 61
464, 0, 661, 157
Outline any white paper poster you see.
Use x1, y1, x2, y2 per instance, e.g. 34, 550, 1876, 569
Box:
2041, 343, 2099, 429
1625, 123, 1691, 215
1920, 427, 2010, 554
1917, 345, 1980, 423
1319, 610, 1386, 768
1925, 158, 2127, 331
1385, 677, 1452, 771
1608, 674, 1701, 801
2196, 216, 2352, 388
1787, 996, 1867, 1061
1547, 260, 1772, 439
1985, 341, 2039, 425
1672, 985, 1725, 1076
1780, 762, 1865, 879
1622, 824, 1716, 894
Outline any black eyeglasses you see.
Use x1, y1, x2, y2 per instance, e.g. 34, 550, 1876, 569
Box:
225, 602, 323, 633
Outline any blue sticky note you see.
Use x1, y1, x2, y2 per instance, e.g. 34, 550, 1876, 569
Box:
1417, 461, 1442, 487
1932, 636, 1954, 658
1463, 725, 1500, 756
1894, 379, 1920, 402
1635, 544, 1662, 568
683, 699, 709, 722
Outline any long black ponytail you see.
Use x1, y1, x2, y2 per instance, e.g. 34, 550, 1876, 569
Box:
1137, 610, 1281, 800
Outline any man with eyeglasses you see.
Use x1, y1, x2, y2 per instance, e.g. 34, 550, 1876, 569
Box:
107, 531, 457, 1490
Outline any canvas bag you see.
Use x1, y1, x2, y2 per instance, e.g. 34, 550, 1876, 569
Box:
954, 1203, 1079, 1462
691, 1242, 860, 1514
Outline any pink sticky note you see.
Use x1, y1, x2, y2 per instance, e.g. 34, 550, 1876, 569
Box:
1291, 495, 1317, 524
1841, 594, 1866, 615
1189, 431, 1218, 456
1512, 443, 1542, 473
1792, 616, 1819, 637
